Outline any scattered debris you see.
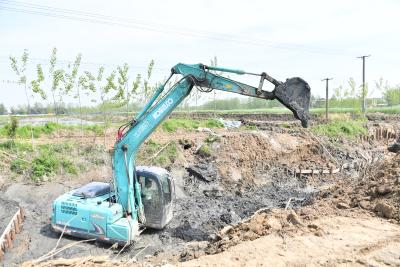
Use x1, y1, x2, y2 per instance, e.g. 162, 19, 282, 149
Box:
186, 164, 216, 182
218, 118, 241, 129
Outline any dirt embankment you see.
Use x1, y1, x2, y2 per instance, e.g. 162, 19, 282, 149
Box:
215, 131, 332, 190
323, 154, 400, 221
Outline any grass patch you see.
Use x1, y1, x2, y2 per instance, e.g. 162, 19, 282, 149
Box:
0, 122, 106, 139
61, 159, 78, 175
10, 159, 29, 174
139, 139, 178, 166
0, 140, 106, 182
197, 144, 212, 157
311, 120, 367, 139
0, 140, 33, 152
205, 135, 221, 144
31, 155, 60, 181
161, 119, 223, 133
243, 125, 258, 130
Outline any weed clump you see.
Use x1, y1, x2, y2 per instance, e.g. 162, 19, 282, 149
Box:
10, 159, 29, 174
205, 135, 221, 144
197, 144, 212, 157
32, 155, 60, 181
0, 140, 106, 182
311, 120, 367, 139
0, 122, 105, 139
139, 139, 178, 166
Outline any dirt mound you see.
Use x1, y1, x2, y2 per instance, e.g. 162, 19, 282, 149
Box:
322, 154, 400, 221
199, 209, 294, 255
216, 132, 332, 190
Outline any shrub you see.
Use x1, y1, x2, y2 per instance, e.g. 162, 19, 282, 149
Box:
7, 116, 18, 138
10, 159, 29, 174
311, 120, 367, 139
61, 159, 78, 175
32, 155, 60, 180
197, 144, 212, 157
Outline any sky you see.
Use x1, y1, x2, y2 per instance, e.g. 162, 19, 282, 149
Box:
0, 0, 399, 109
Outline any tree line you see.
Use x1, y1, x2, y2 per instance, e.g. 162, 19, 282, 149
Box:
3, 49, 400, 115
7, 48, 158, 119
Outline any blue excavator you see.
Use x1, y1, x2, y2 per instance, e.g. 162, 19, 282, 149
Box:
51, 63, 311, 245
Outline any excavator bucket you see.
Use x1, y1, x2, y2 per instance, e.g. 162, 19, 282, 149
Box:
273, 77, 311, 128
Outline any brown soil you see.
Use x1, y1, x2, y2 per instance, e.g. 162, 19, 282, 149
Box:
324, 154, 400, 221
216, 131, 332, 190
21, 207, 400, 267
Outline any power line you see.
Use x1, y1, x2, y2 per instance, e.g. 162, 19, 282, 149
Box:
0, 0, 353, 56
357, 55, 371, 114
321, 78, 333, 120
0, 80, 18, 84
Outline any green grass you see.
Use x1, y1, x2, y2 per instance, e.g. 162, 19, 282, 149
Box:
197, 144, 212, 157
0, 140, 105, 182
0, 122, 106, 139
139, 139, 178, 166
31, 155, 60, 181
10, 159, 29, 174
242, 125, 258, 130
205, 135, 221, 144
311, 120, 368, 139
161, 119, 223, 133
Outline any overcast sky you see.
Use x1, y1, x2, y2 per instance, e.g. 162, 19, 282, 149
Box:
1, 0, 399, 108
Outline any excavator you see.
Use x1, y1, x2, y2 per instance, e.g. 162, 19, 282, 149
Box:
51, 63, 311, 245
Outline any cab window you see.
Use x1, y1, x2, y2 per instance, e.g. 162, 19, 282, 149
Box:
161, 175, 171, 204
138, 176, 158, 201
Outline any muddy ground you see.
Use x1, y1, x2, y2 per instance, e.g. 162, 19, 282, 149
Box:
1, 114, 400, 266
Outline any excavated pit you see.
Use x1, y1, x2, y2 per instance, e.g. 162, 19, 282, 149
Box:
1, 119, 399, 266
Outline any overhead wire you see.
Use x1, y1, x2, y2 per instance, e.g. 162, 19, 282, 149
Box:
0, 0, 354, 57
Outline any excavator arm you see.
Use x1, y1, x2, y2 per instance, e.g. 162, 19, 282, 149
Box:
113, 63, 311, 219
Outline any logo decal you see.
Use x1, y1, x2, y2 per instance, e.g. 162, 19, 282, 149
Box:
153, 98, 174, 119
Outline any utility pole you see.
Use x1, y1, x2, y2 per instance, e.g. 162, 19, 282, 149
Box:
321, 78, 333, 120
357, 55, 370, 114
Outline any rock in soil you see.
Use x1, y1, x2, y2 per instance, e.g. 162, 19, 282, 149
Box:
287, 210, 303, 225
374, 202, 395, 219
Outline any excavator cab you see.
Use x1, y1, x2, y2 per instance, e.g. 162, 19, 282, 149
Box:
136, 166, 175, 229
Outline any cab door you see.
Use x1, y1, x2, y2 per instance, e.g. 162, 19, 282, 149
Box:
137, 174, 163, 228
137, 172, 175, 229
160, 174, 174, 226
